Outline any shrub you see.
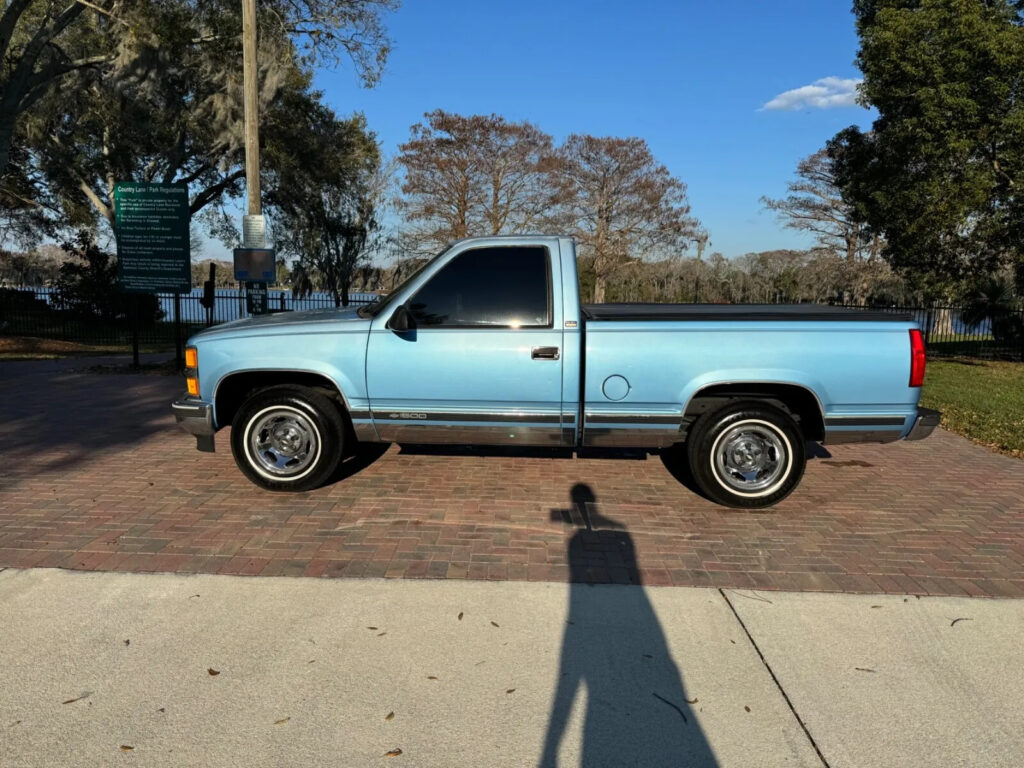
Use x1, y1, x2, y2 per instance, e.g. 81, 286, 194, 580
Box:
52, 233, 163, 325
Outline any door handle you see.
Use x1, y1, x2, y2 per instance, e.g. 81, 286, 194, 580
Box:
531, 346, 560, 360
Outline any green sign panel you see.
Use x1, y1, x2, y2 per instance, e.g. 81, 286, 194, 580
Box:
114, 182, 191, 293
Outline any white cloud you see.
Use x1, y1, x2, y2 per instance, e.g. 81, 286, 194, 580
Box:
761, 77, 863, 111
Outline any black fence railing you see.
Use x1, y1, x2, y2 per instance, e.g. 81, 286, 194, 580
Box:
1, 286, 1021, 360
0, 286, 375, 353
829, 303, 1024, 360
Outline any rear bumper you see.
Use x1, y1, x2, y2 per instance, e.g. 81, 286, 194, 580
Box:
171, 396, 216, 452
905, 406, 941, 441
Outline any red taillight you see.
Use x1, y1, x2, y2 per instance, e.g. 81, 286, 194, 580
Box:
909, 329, 926, 387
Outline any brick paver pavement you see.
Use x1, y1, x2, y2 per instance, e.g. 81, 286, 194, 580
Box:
1, 357, 1022, 596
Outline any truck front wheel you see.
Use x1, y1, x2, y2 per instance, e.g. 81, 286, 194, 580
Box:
230, 385, 345, 492
685, 401, 805, 508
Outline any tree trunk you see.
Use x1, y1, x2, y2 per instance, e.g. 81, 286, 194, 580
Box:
932, 307, 954, 337
0, 113, 15, 178
593, 275, 606, 304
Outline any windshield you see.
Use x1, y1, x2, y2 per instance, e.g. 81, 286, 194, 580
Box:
358, 245, 451, 318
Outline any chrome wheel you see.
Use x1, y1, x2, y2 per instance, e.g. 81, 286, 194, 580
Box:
711, 419, 791, 496
245, 405, 321, 480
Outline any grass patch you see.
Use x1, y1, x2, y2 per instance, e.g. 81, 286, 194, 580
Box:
0, 336, 173, 360
920, 358, 1024, 458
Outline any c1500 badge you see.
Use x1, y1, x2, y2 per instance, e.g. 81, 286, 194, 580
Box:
389, 412, 428, 419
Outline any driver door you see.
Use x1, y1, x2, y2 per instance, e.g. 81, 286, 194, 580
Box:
365, 244, 567, 446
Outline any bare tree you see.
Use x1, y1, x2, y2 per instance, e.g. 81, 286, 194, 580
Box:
397, 110, 555, 253
761, 149, 882, 263
551, 135, 699, 302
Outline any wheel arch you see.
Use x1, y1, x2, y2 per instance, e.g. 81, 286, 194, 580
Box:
682, 381, 826, 442
213, 370, 350, 429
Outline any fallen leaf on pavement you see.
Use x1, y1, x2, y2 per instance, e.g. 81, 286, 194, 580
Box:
367, 626, 378, 631
426, 676, 438, 680
385, 712, 394, 721
120, 745, 133, 751
207, 668, 220, 676
457, 612, 463, 621
62, 692, 92, 705
490, 621, 499, 628
124, 639, 130, 646
506, 689, 515, 694
384, 748, 402, 757
686, 698, 698, 704
950, 618, 972, 627
274, 718, 290, 725
744, 706, 751, 712
377, 631, 387, 637
854, 667, 876, 673
870, 605, 882, 609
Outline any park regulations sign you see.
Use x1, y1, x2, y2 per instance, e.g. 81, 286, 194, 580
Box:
114, 182, 191, 293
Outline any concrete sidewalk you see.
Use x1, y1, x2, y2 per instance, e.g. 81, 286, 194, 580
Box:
1, 569, 1020, 768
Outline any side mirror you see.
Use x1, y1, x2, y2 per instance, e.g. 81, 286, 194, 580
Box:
388, 303, 412, 332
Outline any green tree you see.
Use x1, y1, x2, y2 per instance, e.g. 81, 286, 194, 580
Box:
961, 276, 1023, 348
829, 0, 1024, 298
269, 109, 381, 307
4, 0, 396, 239
52, 231, 162, 323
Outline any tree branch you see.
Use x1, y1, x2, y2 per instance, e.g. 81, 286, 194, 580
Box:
189, 169, 245, 214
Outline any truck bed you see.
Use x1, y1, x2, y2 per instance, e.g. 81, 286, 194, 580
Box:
581, 303, 912, 323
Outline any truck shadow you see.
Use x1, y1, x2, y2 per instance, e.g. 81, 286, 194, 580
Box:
539, 483, 719, 767
331, 442, 391, 483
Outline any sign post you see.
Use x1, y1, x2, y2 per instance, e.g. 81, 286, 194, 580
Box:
233, 248, 275, 316
113, 182, 191, 368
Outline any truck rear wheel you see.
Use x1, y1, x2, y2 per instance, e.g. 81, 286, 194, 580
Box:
230, 385, 345, 492
686, 400, 805, 508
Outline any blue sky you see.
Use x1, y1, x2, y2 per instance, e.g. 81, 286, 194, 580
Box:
310, 0, 875, 260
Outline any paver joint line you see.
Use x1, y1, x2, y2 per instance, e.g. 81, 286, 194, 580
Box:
719, 587, 832, 768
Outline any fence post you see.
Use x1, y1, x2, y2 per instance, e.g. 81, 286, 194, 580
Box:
131, 294, 140, 369
174, 291, 183, 371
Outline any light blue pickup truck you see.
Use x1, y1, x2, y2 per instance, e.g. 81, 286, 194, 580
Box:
172, 235, 938, 508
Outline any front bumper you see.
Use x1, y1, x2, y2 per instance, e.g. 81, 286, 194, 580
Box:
171, 396, 216, 452
905, 407, 941, 441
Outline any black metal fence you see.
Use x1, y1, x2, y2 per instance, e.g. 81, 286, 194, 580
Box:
0, 286, 374, 354
830, 303, 1024, 360
1, 285, 1021, 361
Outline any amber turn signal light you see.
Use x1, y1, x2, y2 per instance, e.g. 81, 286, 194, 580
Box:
185, 347, 198, 368
186, 377, 199, 396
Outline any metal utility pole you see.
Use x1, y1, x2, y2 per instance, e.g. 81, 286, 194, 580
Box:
241, 0, 264, 248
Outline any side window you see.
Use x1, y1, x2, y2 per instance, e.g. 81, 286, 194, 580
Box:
407, 246, 550, 327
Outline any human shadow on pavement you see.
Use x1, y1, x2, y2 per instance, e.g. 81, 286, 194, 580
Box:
539, 484, 719, 768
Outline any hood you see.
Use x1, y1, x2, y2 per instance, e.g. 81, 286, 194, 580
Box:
190, 306, 367, 340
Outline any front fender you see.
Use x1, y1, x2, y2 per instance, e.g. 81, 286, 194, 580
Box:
196, 331, 369, 420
